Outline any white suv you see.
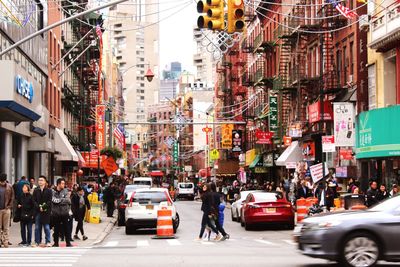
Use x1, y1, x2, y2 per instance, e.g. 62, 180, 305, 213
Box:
177, 182, 195, 200
125, 188, 179, 234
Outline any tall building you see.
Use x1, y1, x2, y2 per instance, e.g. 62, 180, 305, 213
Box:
193, 28, 216, 85
159, 80, 177, 101
105, 0, 160, 160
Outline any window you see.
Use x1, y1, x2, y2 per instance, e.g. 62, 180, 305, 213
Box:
349, 42, 354, 76
35, 0, 44, 36
336, 49, 342, 85
368, 64, 376, 110
343, 46, 347, 83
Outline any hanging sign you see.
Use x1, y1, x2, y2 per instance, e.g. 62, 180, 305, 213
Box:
269, 96, 278, 132
333, 102, 355, 147
210, 149, 220, 160
256, 130, 274, 144
322, 135, 335, 153
221, 124, 234, 149
232, 130, 242, 152
95, 105, 106, 151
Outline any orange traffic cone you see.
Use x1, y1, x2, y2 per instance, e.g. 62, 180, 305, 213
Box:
152, 208, 176, 239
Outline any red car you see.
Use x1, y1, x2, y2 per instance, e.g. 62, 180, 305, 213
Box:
240, 191, 295, 230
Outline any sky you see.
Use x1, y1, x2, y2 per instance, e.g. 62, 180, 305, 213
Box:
159, 0, 197, 73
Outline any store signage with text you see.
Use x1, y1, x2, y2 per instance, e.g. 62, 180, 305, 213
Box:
221, 124, 233, 149
309, 163, 329, 183
95, 105, 106, 151
333, 102, 355, 147
263, 153, 273, 167
322, 135, 335, 153
283, 136, 292, 146
269, 96, 278, 132
339, 148, 353, 160
302, 141, 315, 160
232, 130, 242, 152
256, 130, 274, 144
289, 122, 302, 138
15, 75, 34, 103
308, 101, 333, 123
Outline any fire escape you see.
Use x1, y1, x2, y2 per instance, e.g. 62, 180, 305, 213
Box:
61, 0, 103, 151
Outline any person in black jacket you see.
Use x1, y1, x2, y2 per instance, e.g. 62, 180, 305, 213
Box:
51, 178, 72, 247
72, 186, 90, 241
366, 181, 379, 207
33, 176, 52, 247
210, 183, 229, 241
103, 183, 117, 217
17, 184, 34, 246
197, 183, 219, 241
296, 179, 312, 199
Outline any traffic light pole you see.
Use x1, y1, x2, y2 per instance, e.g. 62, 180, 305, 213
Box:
0, 0, 129, 57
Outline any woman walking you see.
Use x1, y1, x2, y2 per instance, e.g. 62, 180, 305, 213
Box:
197, 183, 220, 241
17, 184, 34, 246
71, 187, 90, 240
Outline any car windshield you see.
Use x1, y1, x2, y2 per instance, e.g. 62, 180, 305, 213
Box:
133, 180, 151, 186
133, 191, 169, 204
179, 184, 193, 189
253, 192, 283, 202
369, 195, 400, 212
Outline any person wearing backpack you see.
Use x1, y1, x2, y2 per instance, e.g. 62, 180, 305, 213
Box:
51, 178, 72, 247
17, 184, 34, 246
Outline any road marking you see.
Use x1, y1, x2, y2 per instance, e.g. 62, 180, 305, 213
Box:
104, 241, 118, 247
283, 239, 297, 245
137, 240, 149, 247
0, 264, 72, 267
166, 239, 182, 246
254, 239, 276, 246
200, 241, 215, 245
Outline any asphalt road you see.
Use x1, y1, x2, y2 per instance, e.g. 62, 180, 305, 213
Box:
1, 201, 399, 267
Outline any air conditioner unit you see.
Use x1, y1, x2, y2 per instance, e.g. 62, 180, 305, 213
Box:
359, 15, 369, 31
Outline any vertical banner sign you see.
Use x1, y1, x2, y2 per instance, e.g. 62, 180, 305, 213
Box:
269, 96, 278, 132
95, 105, 106, 151
333, 102, 355, 147
221, 124, 234, 149
322, 135, 336, 152
232, 130, 242, 152
173, 142, 179, 164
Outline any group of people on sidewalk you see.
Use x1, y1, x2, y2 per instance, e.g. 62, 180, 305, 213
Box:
0, 174, 91, 248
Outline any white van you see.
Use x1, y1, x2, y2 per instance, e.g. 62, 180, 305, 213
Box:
177, 182, 195, 200
132, 177, 153, 188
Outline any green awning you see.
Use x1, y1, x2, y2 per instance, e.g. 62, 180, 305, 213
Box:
249, 155, 262, 168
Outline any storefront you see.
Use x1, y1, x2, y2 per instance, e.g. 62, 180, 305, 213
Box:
356, 105, 400, 189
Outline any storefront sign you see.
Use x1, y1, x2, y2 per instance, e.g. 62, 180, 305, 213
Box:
254, 167, 268, 173
309, 163, 329, 183
232, 130, 242, 152
356, 106, 400, 159
221, 124, 234, 149
283, 136, 292, 146
333, 102, 355, 147
335, 166, 356, 178
15, 75, 33, 103
95, 105, 106, 151
256, 130, 274, 144
339, 148, 353, 160
173, 143, 179, 163
263, 153, 273, 167
269, 96, 278, 132
322, 136, 335, 153
289, 122, 302, 138
302, 141, 315, 160
308, 101, 333, 123
245, 149, 256, 166
80, 151, 106, 168
285, 162, 297, 169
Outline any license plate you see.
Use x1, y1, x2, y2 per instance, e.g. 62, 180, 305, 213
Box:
146, 205, 154, 210
264, 208, 276, 213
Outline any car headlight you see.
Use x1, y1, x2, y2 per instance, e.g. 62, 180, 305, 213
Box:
310, 220, 342, 230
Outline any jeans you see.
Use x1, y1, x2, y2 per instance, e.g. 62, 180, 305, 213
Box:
106, 202, 115, 217
20, 221, 33, 244
0, 209, 11, 245
75, 218, 84, 236
53, 215, 71, 245
34, 214, 51, 245
199, 212, 218, 238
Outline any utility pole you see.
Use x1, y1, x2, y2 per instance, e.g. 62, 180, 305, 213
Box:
0, 0, 129, 57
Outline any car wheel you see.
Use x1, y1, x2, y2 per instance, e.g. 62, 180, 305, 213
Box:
125, 226, 136, 235
244, 222, 252, 231
240, 216, 245, 227
236, 209, 240, 222
173, 213, 180, 232
341, 233, 380, 267
231, 211, 235, 222
287, 222, 295, 230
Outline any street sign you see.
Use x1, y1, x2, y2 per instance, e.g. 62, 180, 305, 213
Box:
210, 149, 220, 160
174, 113, 186, 131
173, 143, 179, 164
269, 96, 278, 132
164, 136, 176, 148
255, 130, 274, 144
322, 135, 335, 152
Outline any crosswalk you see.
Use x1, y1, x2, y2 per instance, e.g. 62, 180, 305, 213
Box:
101, 238, 297, 248
0, 247, 87, 267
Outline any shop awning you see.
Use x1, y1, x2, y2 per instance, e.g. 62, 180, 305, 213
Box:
149, 170, 164, 177
76, 150, 86, 167
276, 141, 302, 167
216, 160, 239, 176
249, 155, 262, 168
0, 101, 40, 122
55, 128, 78, 162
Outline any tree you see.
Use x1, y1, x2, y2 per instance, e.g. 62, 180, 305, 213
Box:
100, 147, 123, 160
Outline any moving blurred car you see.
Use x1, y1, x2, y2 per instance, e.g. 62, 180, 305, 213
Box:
125, 188, 179, 234
176, 182, 195, 200
117, 184, 152, 226
231, 190, 256, 222
295, 196, 400, 267
240, 191, 294, 230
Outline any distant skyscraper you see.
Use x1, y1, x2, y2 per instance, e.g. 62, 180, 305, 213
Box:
162, 62, 182, 80
159, 80, 177, 101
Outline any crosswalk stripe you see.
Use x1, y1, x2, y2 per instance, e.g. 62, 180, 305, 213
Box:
0, 264, 72, 267
166, 239, 181, 246
0, 260, 77, 262
137, 240, 149, 247
104, 241, 118, 247
200, 241, 215, 245
283, 239, 296, 245
254, 239, 276, 246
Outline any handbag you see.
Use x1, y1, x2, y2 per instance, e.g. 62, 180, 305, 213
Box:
20, 210, 32, 222
13, 208, 21, 223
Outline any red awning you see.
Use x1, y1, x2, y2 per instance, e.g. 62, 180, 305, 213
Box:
149, 170, 164, 177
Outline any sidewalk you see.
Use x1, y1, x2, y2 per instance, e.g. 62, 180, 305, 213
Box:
7, 209, 116, 247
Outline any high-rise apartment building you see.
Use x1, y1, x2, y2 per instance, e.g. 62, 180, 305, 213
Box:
193, 28, 216, 85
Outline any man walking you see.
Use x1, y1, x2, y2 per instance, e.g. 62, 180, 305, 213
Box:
0, 174, 14, 248
33, 176, 52, 247
51, 178, 72, 247
103, 182, 117, 217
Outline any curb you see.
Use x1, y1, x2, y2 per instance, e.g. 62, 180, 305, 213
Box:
92, 216, 117, 246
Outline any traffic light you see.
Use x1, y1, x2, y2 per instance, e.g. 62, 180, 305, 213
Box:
227, 0, 245, 33
197, 0, 211, 29
206, 0, 224, 30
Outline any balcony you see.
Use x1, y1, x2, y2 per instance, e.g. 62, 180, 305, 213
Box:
241, 72, 254, 86
370, 1, 400, 52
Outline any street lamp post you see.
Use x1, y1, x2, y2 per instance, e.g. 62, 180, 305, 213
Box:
121, 63, 155, 82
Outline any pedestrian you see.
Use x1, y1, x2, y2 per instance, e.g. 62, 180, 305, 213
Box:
390, 184, 399, 197
17, 184, 34, 246
29, 177, 37, 195
103, 182, 118, 217
51, 178, 72, 247
326, 181, 338, 211
197, 183, 219, 241
32, 176, 52, 247
0, 173, 14, 248
72, 186, 90, 241
210, 183, 229, 241
15, 176, 30, 200
218, 195, 225, 229
296, 179, 312, 199
376, 184, 389, 202
366, 181, 379, 207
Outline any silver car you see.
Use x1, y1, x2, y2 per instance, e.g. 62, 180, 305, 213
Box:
295, 195, 400, 267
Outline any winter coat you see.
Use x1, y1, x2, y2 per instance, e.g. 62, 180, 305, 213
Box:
0, 183, 14, 210
33, 187, 52, 224
17, 193, 35, 222
376, 190, 389, 202
366, 188, 379, 207
51, 188, 71, 218
71, 193, 90, 221
103, 187, 117, 204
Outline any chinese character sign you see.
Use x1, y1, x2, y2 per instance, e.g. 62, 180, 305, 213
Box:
232, 130, 242, 152
269, 96, 278, 132
221, 124, 234, 149
96, 105, 106, 151
333, 102, 355, 147
173, 143, 179, 164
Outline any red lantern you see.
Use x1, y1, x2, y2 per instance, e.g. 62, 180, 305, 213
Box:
77, 169, 84, 177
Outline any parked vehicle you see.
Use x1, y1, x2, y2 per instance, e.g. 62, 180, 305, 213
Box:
295, 195, 400, 267
240, 191, 294, 230
231, 190, 257, 222
125, 188, 179, 234
117, 184, 152, 226
133, 177, 153, 188
176, 182, 195, 200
